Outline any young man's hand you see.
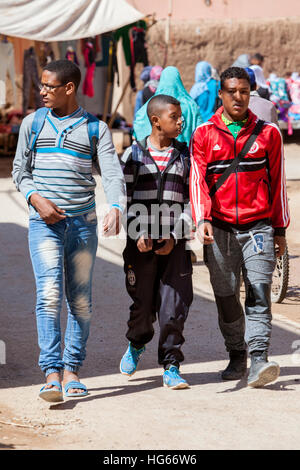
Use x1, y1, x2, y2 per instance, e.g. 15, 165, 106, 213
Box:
274, 235, 286, 258
103, 207, 122, 237
197, 222, 214, 245
30, 193, 66, 225
137, 235, 153, 252
154, 237, 175, 255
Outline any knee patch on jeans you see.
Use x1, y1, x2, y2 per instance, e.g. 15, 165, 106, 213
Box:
245, 283, 271, 313
215, 294, 243, 323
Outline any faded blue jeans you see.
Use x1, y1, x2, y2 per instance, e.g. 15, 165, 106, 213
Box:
28, 209, 98, 377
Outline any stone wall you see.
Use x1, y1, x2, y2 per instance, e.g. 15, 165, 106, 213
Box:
146, 17, 300, 90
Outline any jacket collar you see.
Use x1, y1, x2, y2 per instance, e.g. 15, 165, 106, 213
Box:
136, 136, 187, 154
210, 106, 258, 135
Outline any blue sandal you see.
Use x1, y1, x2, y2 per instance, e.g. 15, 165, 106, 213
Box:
39, 380, 64, 402
64, 381, 88, 397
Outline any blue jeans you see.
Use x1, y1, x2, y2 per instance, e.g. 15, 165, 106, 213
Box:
28, 209, 98, 377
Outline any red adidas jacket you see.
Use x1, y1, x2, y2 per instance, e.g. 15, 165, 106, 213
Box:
189, 107, 290, 233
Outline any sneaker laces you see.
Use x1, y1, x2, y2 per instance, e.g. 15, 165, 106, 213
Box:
167, 365, 181, 377
127, 344, 145, 362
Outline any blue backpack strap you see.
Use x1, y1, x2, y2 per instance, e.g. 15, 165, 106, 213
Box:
17, 107, 48, 186
83, 111, 101, 175
27, 107, 49, 153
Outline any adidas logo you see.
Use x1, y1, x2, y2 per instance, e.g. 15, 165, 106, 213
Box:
213, 144, 221, 151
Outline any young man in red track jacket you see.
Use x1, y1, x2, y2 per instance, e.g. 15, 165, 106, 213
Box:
190, 67, 290, 388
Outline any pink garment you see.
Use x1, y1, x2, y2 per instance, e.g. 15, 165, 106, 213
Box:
150, 65, 163, 81
148, 65, 163, 93
289, 80, 300, 104
82, 43, 95, 97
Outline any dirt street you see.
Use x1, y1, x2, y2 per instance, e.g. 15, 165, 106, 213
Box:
0, 138, 299, 450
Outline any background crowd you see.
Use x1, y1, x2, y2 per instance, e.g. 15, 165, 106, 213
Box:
133, 52, 300, 140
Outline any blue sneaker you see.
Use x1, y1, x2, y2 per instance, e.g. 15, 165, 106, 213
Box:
163, 365, 190, 389
120, 343, 145, 376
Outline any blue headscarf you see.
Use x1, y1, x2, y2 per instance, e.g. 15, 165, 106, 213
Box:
140, 66, 152, 83
133, 66, 202, 144
245, 67, 256, 87
190, 61, 212, 100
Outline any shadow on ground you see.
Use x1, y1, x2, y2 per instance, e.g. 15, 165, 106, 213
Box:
0, 222, 299, 392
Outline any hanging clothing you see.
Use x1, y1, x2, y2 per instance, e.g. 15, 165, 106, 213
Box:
95, 34, 112, 67
80, 36, 101, 58
38, 42, 55, 68
190, 61, 219, 122
82, 42, 96, 98
0, 40, 17, 107
267, 73, 292, 132
268, 74, 290, 103
286, 75, 300, 104
129, 25, 148, 66
114, 20, 147, 66
129, 24, 148, 90
133, 66, 203, 145
22, 47, 42, 115
114, 20, 148, 90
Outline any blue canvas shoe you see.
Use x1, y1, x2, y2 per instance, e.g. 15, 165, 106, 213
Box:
163, 365, 190, 389
120, 343, 145, 376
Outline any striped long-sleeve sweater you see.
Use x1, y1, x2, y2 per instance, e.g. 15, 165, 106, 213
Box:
12, 107, 126, 216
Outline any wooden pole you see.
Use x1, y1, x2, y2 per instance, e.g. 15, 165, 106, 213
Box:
102, 39, 114, 122
108, 76, 130, 129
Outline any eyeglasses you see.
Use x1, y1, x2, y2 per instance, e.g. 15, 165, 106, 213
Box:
38, 83, 66, 92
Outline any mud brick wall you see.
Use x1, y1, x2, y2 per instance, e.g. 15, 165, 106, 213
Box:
146, 17, 300, 90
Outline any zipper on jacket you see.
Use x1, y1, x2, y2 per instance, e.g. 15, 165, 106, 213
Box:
144, 148, 162, 202
234, 139, 239, 225
137, 141, 181, 205
213, 123, 239, 223
158, 148, 180, 204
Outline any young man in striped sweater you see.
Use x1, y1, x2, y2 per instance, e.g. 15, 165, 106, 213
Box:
12, 60, 125, 401
190, 67, 290, 388
119, 94, 193, 389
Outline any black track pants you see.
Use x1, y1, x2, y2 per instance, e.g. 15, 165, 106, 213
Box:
123, 238, 193, 367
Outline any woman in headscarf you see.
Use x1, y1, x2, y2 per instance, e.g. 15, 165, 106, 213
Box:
189, 61, 219, 122
250, 65, 270, 100
133, 66, 202, 144
232, 54, 250, 68
134, 65, 152, 119
142, 65, 163, 104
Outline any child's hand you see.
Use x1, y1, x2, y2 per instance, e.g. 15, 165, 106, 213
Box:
274, 235, 286, 258
137, 235, 153, 252
154, 238, 175, 255
103, 208, 121, 237
197, 222, 214, 245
